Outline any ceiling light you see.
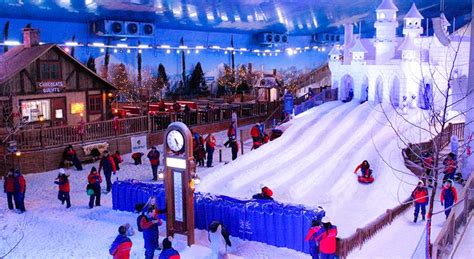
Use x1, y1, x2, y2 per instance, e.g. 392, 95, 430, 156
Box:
65, 41, 79, 46
116, 43, 128, 48
4, 40, 21, 46
92, 42, 105, 47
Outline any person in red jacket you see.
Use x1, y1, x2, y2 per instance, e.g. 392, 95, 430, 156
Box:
305, 219, 322, 259
112, 151, 123, 171
205, 133, 216, 167
88, 167, 102, 209
3, 169, 15, 210
422, 153, 434, 187
147, 147, 160, 181
250, 123, 262, 142
11, 169, 26, 213
314, 217, 337, 259
159, 237, 180, 259
443, 153, 457, 181
440, 180, 458, 219
353, 160, 372, 178
54, 168, 71, 208
109, 225, 133, 259
140, 207, 163, 259
411, 180, 428, 222
99, 151, 116, 193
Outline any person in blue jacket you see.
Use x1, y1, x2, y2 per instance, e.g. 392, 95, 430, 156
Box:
159, 237, 180, 259
98, 150, 116, 192
140, 207, 162, 259
109, 225, 133, 259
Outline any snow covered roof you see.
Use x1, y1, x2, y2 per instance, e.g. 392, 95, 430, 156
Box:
328, 46, 342, 56
397, 34, 418, 51
376, 0, 399, 11
350, 39, 368, 53
404, 3, 423, 19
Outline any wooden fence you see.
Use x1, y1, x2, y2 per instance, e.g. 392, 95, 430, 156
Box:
6, 101, 281, 151
432, 171, 474, 259
337, 122, 466, 258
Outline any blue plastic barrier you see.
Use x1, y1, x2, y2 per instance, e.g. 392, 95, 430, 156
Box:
112, 181, 325, 255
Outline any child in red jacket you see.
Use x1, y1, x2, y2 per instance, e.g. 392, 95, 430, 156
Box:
12, 169, 26, 213
109, 225, 133, 259
4, 169, 15, 210
305, 219, 322, 259
411, 180, 428, 222
54, 168, 71, 208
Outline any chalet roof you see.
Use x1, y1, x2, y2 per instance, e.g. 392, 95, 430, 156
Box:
0, 44, 116, 90
404, 3, 423, 19
350, 39, 368, 53
376, 0, 398, 11
328, 46, 342, 56
397, 34, 418, 51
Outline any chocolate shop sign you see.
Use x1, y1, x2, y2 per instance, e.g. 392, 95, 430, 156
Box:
37, 81, 65, 93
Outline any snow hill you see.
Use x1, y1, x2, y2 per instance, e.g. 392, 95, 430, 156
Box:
198, 101, 428, 237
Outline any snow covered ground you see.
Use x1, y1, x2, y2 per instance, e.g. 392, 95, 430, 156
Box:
199, 101, 426, 237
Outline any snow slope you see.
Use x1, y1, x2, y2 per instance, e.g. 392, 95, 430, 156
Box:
198, 101, 426, 237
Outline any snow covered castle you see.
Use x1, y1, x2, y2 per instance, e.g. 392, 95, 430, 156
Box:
329, 0, 471, 111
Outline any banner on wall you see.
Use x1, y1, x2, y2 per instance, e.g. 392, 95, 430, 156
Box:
131, 135, 148, 155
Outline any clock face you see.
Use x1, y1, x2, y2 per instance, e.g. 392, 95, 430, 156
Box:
167, 130, 184, 152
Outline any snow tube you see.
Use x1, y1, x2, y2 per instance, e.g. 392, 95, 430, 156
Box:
358, 175, 375, 184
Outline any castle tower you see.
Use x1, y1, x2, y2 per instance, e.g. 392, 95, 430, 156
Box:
328, 45, 343, 62
403, 3, 424, 37
350, 39, 368, 62
374, 0, 399, 62
398, 34, 419, 61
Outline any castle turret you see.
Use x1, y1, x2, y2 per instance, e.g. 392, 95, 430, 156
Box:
328, 45, 342, 62
403, 3, 424, 37
374, 0, 399, 62
397, 34, 419, 61
343, 23, 354, 64
350, 39, 368, 62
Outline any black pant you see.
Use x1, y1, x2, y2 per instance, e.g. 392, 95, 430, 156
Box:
72, 157, 83, 170
58, 191, 71, 207
6, 192, 14, 210
207, 149, 214, 167
13, 192, 26, 212
104, 170, 112, 192
198, 159, 204, 166
89, 186, 101, 208
151, 165, 158, 180
231, 144, 238, 160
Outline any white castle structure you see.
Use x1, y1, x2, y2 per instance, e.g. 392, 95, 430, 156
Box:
329, 0, 471, 111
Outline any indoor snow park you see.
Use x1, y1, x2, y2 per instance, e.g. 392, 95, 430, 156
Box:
0, 0, 473, 258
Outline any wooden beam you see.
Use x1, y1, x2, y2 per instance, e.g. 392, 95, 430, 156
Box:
19, 71, 25, 94
65, 69, 75, 85
23, 69, 36, 92
76, 69, 80, 90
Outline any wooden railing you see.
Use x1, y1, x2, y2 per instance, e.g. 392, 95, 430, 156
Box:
294, 88, 338, 115
6, 101, 280, 151
432, 171, 474, 259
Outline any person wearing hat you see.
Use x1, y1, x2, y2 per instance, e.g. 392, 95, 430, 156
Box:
98, 150, 117, 193
411, 180, 428, 222
147, 147, 161, 181
54, 168, 71, 208
3, 169, 16, 210
159, 237, 180, 259
440, 180, 458, 219
12, 169, 26, 213
252, 186, 274, 200
313, 216, 337, 259
87, 167, 102, 209
109, 225, 133, 259
305, 219, 322, 259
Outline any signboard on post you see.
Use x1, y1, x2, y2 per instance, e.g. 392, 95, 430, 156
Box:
283, 92, 294, 114
163, 122, 195, 246
131, 135, 147, 155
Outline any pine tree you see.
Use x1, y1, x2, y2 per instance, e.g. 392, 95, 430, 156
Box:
189, 62, 205, 95
86, 56, 96, 73
157, 64, 169, 98
111, 63, 134, 102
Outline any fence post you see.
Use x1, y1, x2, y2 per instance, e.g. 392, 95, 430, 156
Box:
147, 115, 152, 133
219, 149, 222, 163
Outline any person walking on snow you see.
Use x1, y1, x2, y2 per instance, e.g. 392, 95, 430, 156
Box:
4, 169, 15, 210
440, 180, 458, 219
140, 207, 163, 259
147, 147, 160, 181
159, 237, 180, 259
422, 152, 434, 187
87, 167, 102, 208
208, 221, 232, 259
411, 180, 428, 222
353, 160, 372, 178
313, 217, 337, 259
109, 225, 133, 259
305, 219, 322, 259
442, 153, 457, 181
112, 150, 123, 171
205, 133, 216, 167
12, 169, 26, 213
98, 150, 116, 192
54, 168, 71, 208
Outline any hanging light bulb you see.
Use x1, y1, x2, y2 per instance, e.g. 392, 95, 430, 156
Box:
193, 174, 201, 185
100, 48, 105, 53
113, 48, 118, 53
240, 51, 243, 55
187, 50, 191, 54
166, 49, 171, 54
224, 50, 228, 54
176, 50, 180, 54
138, 49, 142, 54
195, 49, 199, 54
126, 49, 131, 54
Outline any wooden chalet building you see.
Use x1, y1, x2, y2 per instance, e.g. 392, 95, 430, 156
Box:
0, 28, 116, 128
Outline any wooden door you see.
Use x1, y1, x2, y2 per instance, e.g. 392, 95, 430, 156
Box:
51, 97, 67, 126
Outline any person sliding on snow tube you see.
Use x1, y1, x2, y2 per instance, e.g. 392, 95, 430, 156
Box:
252, 186, 274, 200
354, 160, 374, 184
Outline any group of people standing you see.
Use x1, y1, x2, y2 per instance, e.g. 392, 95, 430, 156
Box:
3, 169, 26, 213
305, 217, 338, 259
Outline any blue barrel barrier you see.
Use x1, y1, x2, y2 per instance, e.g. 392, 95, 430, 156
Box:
112, 181, 325, 255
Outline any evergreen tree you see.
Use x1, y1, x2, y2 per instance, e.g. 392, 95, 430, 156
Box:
86, 56, 96, 73
111, 63, 134, 102
189, 62, 205, 95
157, 63, 170, 98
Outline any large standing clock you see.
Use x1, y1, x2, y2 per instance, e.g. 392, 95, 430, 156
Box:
167, 129, 184, 152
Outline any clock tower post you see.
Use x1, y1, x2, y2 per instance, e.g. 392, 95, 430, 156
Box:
163, 122, 196, 246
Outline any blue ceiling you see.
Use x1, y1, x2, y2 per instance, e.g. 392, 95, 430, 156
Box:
1, 0, 471, 35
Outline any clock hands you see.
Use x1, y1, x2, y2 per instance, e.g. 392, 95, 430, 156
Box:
175, 138, 179, 147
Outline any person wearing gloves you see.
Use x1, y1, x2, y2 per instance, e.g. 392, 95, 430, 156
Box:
313, 217, 338, 259
411, 180, 428, 223
54, 168, 71, 208
109, 225, 133, 259
87, 167, 102, 208
159, 237, 180, 259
